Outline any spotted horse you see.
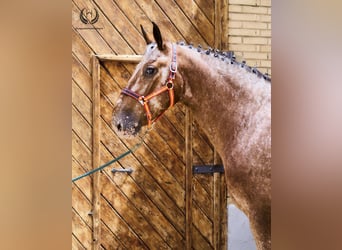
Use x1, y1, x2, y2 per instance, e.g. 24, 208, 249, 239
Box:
112, 23, 271, 250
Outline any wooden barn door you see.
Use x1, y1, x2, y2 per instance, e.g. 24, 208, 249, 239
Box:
72, 0, 228, 249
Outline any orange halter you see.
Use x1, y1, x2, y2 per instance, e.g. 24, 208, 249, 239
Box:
121, 44, 177, 127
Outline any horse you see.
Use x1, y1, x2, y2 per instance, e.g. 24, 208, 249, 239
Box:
112, 22, 271, 250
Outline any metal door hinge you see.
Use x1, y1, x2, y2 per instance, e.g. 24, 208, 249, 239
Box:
193, 165, 224, 174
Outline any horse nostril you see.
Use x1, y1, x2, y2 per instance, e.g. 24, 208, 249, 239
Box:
117, 123, 122, 131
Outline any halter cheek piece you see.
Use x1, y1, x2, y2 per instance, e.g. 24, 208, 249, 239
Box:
121, 44, 177, 127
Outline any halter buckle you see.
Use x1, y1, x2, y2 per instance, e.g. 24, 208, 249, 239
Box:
138, 96, 145, 105
170, 61, 177, 73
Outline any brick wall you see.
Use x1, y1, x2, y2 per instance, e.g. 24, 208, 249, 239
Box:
228, 0, 271, 75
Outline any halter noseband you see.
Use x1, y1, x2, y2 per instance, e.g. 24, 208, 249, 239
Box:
121, 44, 177, 127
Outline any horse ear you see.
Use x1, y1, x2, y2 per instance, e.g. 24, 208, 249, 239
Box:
140, 25, 152, 45
152, 22, 164, 50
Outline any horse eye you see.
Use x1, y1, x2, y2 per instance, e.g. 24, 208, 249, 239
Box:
144, 66, 157, 76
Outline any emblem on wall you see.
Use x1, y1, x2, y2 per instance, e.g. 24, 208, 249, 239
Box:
75, 7, 102, 30
80, 8, 99, 25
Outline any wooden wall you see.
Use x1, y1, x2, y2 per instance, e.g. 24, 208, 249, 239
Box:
72, 0, 229, 249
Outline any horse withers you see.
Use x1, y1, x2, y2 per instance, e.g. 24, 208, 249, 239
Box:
112, 23, 271, 250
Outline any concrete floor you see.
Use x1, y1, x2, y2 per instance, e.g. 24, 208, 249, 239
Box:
228, 204, 256, 250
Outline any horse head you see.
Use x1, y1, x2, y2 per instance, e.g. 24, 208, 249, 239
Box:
112, 22, 183, 137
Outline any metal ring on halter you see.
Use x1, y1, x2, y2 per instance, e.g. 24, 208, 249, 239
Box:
166, 82, 174, 89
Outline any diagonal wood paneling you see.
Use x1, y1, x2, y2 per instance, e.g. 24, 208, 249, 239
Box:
174, 0, 214, 44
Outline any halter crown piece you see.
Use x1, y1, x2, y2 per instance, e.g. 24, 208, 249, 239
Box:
121, 43, 177, 127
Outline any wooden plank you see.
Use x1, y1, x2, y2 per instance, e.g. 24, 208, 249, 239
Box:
185, 107, 193, 249
213, 150, 222, 249
72, 234, 86, 250
92, 56, 101, 249
143, 129, 186, 187
72, 55, 92, 99
192, 133, 214, 165
174, 0, 214, 45
192, 124, 214, 198
192, 202, 213, 246
129, 0, 184, 42
102, 61, 134, 89
192, 123, 215, 164
72, 209, 92, 250
72, 132, 92, 171
215, 0, 229, 50
94, 0, 146, 53
154, 0, 209, 45
72, 157, 92, 202
192, 226, 213, 249
215, 0, 221, 49
192, 176, 212, 219
214, 1, 228, 248
213, 177, 221, 249
72, 28, 93, 72
220, 173, 228, 249
195, 0, 215, 24
100, 222, 126, 250
164, 105, 186, 137
72, 106, 92, 149
72, 80, 92, 124
101, 60, 141, 89
100, 174, 172, 249
72, 185, 92, 228
100, 196, 146, 249
153, 116, 186, 164
193, 171, 212, 197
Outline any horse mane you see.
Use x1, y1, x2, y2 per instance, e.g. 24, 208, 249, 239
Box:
176, 41, 271, 82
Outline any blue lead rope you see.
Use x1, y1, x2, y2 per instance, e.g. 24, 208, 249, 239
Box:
72, 139, 144, 182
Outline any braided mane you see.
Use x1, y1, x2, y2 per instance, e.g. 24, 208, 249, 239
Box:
176, 41, 271, 82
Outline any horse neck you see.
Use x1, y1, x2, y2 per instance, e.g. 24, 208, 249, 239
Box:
176, 46, 270, 156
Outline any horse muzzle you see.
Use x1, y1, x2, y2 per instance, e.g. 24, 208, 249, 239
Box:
112, 112, 142, 137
